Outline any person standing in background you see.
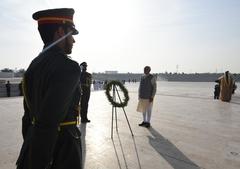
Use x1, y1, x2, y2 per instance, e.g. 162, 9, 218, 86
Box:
218, 71, 235, 102
80, 62, 92, 123
6, 81, 11, 97
137, 66, 157, 128
214, 81, 220, 99
18, 81, 23, 96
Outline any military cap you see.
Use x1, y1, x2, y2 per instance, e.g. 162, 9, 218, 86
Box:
80, 62, 87, 67
32, 8, 78, 35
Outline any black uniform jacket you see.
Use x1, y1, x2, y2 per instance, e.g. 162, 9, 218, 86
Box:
16, 46, 81, 169
80, 71, 91, 92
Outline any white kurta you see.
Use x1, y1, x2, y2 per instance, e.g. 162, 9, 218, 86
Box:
137, 99, 153, 113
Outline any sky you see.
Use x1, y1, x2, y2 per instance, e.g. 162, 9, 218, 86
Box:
0, 0, 240, 73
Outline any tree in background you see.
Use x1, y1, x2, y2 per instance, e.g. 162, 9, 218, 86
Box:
1, 68, 13, 72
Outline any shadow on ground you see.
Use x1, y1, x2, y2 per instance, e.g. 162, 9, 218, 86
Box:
148, 127, 201, 169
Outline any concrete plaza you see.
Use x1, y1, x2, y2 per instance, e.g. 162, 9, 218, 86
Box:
0, 82, 240, 169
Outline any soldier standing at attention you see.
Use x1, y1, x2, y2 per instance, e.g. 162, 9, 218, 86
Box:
16, 8, 82, 169
80, 62, 92, 123
6, 81, 11, 97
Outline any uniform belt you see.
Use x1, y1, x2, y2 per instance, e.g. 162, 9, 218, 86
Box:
60, 120, 79, 126
31, 119, 79, 131
58, 120, 79, 131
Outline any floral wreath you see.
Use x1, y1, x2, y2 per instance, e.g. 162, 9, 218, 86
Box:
105, 80, 129, 107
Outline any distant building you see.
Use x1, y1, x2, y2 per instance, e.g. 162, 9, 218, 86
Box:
0, 72, 14, 78
105, 71, 118, 74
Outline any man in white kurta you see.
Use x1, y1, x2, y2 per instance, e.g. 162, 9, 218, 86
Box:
137, 66, 157, 128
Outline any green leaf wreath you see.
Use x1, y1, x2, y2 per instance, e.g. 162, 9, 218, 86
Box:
105, 80, 129, 107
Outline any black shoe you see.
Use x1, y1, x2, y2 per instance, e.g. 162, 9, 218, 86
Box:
145, 122, 151, 128
139, 121, 146, 126
81, 119, 91, 123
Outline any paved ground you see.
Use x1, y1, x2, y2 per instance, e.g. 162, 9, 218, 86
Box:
0, 83, 240, 169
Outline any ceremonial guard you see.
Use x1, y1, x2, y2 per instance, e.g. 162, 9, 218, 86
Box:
6, 81, 11, 97
16, 8, 82, 169
80, 62, 92, 123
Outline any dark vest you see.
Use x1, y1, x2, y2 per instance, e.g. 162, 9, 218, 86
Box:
139, 74, 153, 99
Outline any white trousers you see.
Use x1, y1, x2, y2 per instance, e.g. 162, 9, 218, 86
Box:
142, 103, 153, 123
137, 99, 153, 123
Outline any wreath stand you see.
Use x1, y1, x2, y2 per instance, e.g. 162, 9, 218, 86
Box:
106, 81, 134, 139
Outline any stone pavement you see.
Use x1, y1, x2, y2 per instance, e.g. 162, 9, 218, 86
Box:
0, 83, 240, 169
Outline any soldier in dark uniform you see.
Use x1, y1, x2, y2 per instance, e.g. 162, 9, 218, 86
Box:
19, 81, 23, 96
16, 8, 82, 169
80, 62, 92, 123
6, 81, 11, 97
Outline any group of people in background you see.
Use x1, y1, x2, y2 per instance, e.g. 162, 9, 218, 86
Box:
3, 81, 23, 97
214, 71, 237, 102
